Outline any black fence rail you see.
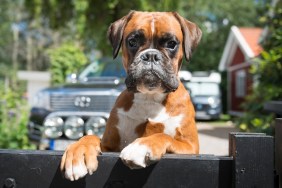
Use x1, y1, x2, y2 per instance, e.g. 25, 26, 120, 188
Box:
0, 132, 276, 188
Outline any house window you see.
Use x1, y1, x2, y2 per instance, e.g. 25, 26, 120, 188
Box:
235, 70, 246, 97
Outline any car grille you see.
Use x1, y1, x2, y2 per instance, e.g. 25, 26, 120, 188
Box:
50, 94, 117, 112
194, 103, 210, 111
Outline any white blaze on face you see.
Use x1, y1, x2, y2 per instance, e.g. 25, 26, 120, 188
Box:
151, 14, 155, 36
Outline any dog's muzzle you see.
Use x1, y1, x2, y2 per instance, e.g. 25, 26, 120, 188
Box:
125, 49, 179, 93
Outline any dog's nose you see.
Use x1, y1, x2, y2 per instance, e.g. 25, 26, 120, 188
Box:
140, 50, 161, 64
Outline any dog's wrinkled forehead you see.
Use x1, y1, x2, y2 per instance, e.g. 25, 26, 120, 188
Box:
107, 11, 202, 61
124, 12, 183, 43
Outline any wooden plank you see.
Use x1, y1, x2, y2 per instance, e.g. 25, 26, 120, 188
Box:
0, 150, 232, 188
229, 132, 265, 156
275, 118, 282, 188
229, 133, 274, 188
264, 101, 282, 115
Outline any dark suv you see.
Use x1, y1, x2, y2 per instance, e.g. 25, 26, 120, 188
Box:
28, 58, 126, 150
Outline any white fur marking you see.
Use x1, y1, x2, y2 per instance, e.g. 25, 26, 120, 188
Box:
116, 93, 184, 149
149, 112, 184, 136
151, 15, 155, 35
120, 142, 152, 168
65, 166, 74, 181
116, 93, 167, 149
72, 163, 88, 180
65, 162, 88, 181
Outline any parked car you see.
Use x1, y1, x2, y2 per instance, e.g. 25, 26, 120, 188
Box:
28, 57, 126, 150
180, 71, 222, 120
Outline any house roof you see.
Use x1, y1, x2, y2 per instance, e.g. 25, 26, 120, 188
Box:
218, 26, 263, 71
239, 28, 263, 56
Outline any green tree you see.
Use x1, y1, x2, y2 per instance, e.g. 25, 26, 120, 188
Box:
0, 0, 52, 87
237, 1, 282, 134
178, 0, 266, 71
24, 0, 179, 55
0, 0, 266, 78
48, 43, 88, 85
24, 0, 264, 71
0, 0, 21, 86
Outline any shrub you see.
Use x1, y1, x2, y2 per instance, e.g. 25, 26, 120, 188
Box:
48, 43, 88, 85
0, 87, 36, 149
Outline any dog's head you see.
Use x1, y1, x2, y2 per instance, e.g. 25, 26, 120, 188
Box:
108, 11, 202, 94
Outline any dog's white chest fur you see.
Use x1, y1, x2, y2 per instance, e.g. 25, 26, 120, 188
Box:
116, 93, 183, 149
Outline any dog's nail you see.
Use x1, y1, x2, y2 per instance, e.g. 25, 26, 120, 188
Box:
88, 170, 93, 175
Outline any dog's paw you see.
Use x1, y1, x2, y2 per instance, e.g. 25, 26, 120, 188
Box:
60, 135, 101, 181
119, 140, 160, 169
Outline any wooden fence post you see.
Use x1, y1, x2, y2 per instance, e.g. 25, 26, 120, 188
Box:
229, 132, 274, 188
264, 100, 282, 187
275, 119, 282, 188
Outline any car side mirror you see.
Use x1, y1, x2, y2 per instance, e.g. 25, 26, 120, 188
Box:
66, 73, 77, 83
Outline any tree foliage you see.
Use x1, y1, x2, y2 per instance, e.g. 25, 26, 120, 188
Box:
0, 0, 18, 80
48, 43, 88, 85
237, 2, 282, 134
0, 86, 36, 149
23, 0, 263, 72
0, 0, 264, 81
178, 0, 265, 71
24, 0, 179, 54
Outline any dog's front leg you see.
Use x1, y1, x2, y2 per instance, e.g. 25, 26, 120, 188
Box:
60, 135, 101, 181
120, 133, 197, 169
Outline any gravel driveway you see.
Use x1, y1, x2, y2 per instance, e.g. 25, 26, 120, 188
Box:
197, 122, 239, 156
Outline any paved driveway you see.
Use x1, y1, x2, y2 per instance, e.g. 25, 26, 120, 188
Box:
197, 122, 239, 156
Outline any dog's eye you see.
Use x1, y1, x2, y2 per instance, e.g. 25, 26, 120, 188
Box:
128, 38, 138, 48
166, 41, 177, 50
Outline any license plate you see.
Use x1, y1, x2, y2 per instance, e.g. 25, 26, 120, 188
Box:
49, 139, 76, 151
196, 111, 207, 116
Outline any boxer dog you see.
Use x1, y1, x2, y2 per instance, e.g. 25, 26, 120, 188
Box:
61, 11, 202, 181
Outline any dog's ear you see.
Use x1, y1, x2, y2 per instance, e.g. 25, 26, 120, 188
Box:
173, 12, 202, 61
107, 11, 135, 59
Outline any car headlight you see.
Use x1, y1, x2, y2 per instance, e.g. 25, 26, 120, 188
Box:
64, 116, 84, 139
207, 97, 215, 105
207, 97, 219, 108
33, 91, 51, 110
43, 117, 64, 139
85, 117, 106, 137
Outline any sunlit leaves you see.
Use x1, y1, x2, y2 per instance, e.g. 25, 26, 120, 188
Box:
238, 2, 282, 134
48, 43, 88, 85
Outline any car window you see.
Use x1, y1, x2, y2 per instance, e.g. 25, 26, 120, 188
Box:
184, 82, 220, 96
78, 59, 126, 80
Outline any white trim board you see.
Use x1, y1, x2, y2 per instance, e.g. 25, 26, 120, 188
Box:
218, 26, 255, 71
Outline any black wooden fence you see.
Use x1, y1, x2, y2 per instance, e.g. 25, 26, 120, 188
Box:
0, 100, 281, 188
0, 132, 276, 188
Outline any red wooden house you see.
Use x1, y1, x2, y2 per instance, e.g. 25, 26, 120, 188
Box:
218, 26, 263, 116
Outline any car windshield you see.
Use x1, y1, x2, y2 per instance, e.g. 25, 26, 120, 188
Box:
184, 82, 220, 96
78, 58, 126, 80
